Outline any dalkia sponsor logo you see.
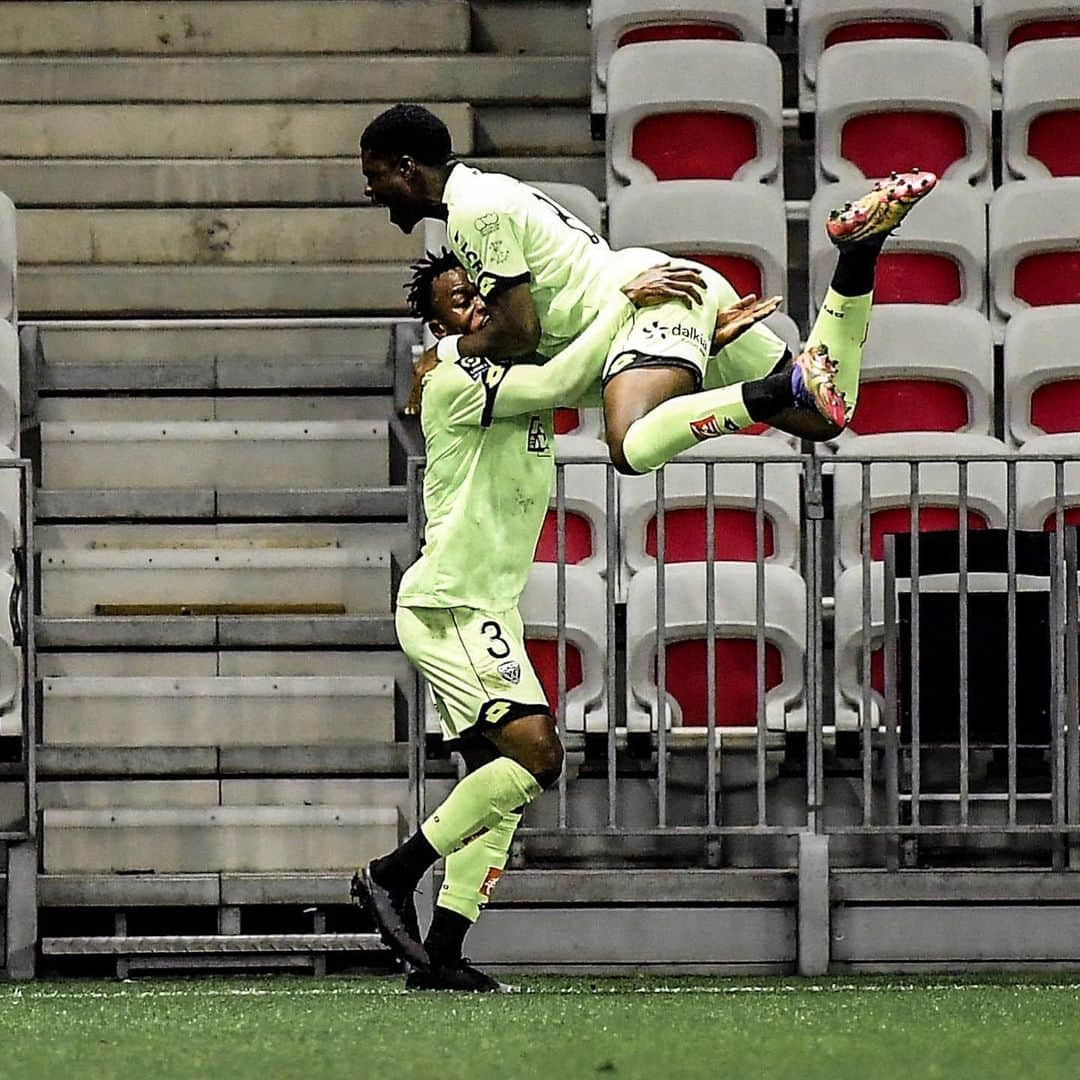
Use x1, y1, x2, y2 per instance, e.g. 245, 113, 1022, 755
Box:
642, 321, 710, 353
479, 866, 502, 899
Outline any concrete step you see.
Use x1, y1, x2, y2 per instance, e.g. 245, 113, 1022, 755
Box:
42, 675, 395, 747
0, 55, 587, 103
475, 105, 593, 156
40, 546, 392, 617
37, 521, 400, 550
0, 1, 469, 55
38, 395, 391, 423
36, 649, 409, 681
0, 102, 472, 157
19, 265, 416, 317
42, 804, 400, 873
18, 208, 420, 265
0, 154, 603, 206
471, 0, 588, 55
38, 780, 221, 809
41, 419, 388, 490
35, 319, 408, 392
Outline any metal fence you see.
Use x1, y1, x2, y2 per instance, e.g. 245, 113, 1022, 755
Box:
407, 447, 1080, 868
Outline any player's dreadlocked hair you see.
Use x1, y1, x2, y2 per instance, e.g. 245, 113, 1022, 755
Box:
405, 248, 463, 322
360, 104, 453, 166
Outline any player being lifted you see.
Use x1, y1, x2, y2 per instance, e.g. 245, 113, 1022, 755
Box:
356, 254, 778, 992
360, 104, 937, 473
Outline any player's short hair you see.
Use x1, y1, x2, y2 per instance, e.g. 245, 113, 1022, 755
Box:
406, 248, 464, 322
360, 104, 453, 166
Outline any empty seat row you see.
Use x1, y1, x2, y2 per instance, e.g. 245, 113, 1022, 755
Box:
590, 0, 1080, 120
605, 37, 1080, 197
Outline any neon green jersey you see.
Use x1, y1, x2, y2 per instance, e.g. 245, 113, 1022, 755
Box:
443, 163, 661, 358
397, 297, 632, 612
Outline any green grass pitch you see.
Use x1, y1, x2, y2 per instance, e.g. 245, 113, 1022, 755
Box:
3, 975, 1080, 1079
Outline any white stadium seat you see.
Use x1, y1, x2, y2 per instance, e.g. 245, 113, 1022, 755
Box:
1005, 305, 1080, 444
606, 40, 783, 193
832, 433, 1012, 572
626, 561, 807, 734
834, 305, 995, 442
1003, 40, 1080, 181
982, 0, 1080, 87
519, 562, 609, 734
1017, 433, 1080, 532
798, 0, 974, 113
590, 0, 767, 125
809, 180, 987, 315
833, 562, 886, 732
989, 179, 1080, 337
619, 435, 802, 580
816, 40, 993, 198
608, 180, 788, 303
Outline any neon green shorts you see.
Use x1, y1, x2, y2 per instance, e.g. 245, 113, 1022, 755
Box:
396, 603, 549, 742
601, 262, 788, 390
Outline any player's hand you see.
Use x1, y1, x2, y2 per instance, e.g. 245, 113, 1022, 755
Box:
621, 263, 706, 309
404, 346, 439, 416
712, 294, 783, 352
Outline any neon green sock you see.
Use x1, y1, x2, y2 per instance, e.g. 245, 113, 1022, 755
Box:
621, 384, 752, 474
437, 811, 521, 922
420, 757, 541, 858
808, 287, 873, 422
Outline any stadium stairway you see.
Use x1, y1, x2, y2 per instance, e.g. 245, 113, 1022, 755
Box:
0, 0, 596, 973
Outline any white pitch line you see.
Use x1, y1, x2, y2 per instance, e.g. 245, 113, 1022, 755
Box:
4, 982, 1080, 1002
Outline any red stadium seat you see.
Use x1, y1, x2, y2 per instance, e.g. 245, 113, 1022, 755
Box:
872, 252, 963, 305
692, 253, 763, 299
525, 639, 584, 715
618, 22, 739, 46
1043, 507, 1080, 532
661, 639, 783, 726
645, 508, 776, 563
869, 506, 989, 561
839, 111, 968, 185
535, 510, 593, 565
848, 379, 970, 435
825, 19, 946, 47
554, 408, 580, 435
631, 112, 758, 182
1014, 252, 1080, 307
1027, 111, 1080, 176
1031, 380, 1080, 434
1009, 18, 1080, 48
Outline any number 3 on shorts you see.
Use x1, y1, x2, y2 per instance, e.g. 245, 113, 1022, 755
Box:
481, 620, 511, 659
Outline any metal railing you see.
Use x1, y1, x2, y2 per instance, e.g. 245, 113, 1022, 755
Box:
1, 457, 36, 843
406, 448, 1080, 866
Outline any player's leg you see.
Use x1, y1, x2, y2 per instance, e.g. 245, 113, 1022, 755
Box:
613, 171, 939, 472
359, 604, 557, 971
407, 734, 522, 992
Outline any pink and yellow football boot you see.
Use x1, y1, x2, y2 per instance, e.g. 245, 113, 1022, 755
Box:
826, 169, 938, 248
790, 342, 848, 429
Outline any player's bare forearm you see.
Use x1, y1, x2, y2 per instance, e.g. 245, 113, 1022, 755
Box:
457, 282, 540, 360
490, 297, 632, 419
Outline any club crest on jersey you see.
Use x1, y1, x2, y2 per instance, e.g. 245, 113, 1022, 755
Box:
527, 415, 549, 455
497, 660, 521, 684
474, 213, 500, 236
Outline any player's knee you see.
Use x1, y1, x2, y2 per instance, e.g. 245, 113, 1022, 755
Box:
533, 736, 565, 790
605, 429, 643, 476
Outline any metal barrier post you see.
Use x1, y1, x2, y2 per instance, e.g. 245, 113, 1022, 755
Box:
555, 464, 568, 830
705, 462, 719, 837
654, 469, 667, 829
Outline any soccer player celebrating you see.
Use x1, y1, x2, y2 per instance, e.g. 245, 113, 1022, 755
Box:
359, 104, 937, 473
357, 253, 777, 992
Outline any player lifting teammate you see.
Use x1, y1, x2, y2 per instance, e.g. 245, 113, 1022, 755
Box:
359, 103, 937, 474
356, 254, 778, 991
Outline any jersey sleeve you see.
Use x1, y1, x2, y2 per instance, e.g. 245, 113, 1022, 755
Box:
447, 200, 531, 301
422, 355, 508, 429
